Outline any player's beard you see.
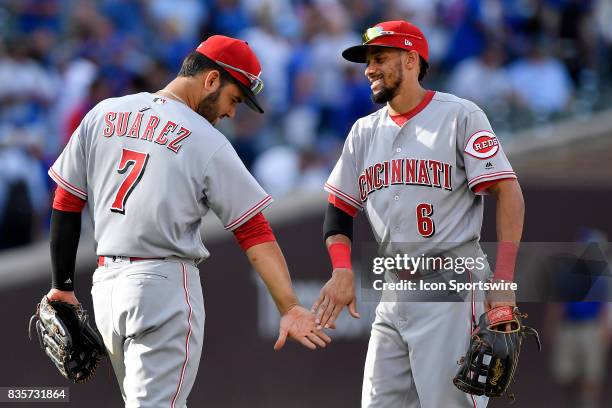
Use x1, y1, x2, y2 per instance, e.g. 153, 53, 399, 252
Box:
196, 88, 222, 125
371, 62, 403, 104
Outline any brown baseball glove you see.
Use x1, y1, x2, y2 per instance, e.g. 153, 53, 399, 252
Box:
29, 296, 106, 383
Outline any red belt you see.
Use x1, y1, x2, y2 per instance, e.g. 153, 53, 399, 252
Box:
98, 256, 164, 266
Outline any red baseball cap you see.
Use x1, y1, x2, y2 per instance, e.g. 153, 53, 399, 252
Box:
342, 20, 429, 64
196, 35, 264, 114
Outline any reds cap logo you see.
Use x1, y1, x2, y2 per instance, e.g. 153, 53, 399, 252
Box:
464, 130, 499, 159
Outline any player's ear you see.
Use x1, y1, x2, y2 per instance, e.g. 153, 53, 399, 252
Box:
202, 70, 222, 93
403, 51, 419, 75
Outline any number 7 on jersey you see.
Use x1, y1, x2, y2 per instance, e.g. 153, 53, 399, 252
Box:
110, 148, 150, 214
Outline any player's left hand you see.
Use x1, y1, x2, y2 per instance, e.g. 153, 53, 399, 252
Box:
273, 305, 331, 351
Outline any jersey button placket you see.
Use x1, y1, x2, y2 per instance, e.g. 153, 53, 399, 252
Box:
391, 143, 403, 240
391, 192, 401, 238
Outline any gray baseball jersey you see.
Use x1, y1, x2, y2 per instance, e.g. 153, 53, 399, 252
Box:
327, 90, 515, 408
49, 92, 272, 262
325, 90, 515, 256
50, 92, 272, 407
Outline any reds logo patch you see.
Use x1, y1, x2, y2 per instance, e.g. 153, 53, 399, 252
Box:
465, 130, 499, 159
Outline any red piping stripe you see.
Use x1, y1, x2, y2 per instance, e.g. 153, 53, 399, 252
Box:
225, 195, 273, 230
468, 171, 516, 186
468, 269, 477, 408
324, 183, 363, 209
49, 168, 88, 198
469, 270, 475, 333
170, 263, 193, 408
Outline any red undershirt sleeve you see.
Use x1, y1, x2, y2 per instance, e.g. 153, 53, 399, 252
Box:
471, 178, 515, 195
53, 186, 87, 212
233, 212, 276, 251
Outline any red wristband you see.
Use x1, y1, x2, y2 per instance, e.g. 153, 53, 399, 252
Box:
328, 242, 351, 270
493, 242, 519, 281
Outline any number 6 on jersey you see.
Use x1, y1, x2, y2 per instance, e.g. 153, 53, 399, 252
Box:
110, 148, 150, 214
416, 203, 435, 237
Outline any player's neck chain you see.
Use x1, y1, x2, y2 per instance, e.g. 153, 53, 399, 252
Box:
157, 89, 188, 106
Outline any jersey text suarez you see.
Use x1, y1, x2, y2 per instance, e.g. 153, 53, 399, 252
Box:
50, 93, 272, 261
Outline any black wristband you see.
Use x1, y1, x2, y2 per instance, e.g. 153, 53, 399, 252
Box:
50, 209, 82, 291
323, 203, 354, 242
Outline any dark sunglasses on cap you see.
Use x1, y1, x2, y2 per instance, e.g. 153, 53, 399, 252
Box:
362, 26, 423, 44
215, 60, 264, 95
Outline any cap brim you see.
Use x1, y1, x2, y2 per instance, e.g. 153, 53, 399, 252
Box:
342, 44, 407, 63
342, 45, 370, 63
235, 80, 264, 114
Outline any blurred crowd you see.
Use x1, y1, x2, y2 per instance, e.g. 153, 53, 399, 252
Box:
547, 228, 612, 408
0, 0, 612, 247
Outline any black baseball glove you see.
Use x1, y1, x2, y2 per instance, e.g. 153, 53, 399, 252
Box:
29, 296, 106, 383
453, 305, 541, 399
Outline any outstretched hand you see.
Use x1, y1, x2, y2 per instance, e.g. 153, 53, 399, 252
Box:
274, 305, 331, 351
311, 268, 360, 330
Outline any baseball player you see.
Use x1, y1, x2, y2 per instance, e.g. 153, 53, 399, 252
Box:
312, 21, 524, 407
43, 35, 331, 407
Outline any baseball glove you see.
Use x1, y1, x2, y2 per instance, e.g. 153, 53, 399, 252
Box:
28, 296, 106, 383
453, 305, 541, 399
